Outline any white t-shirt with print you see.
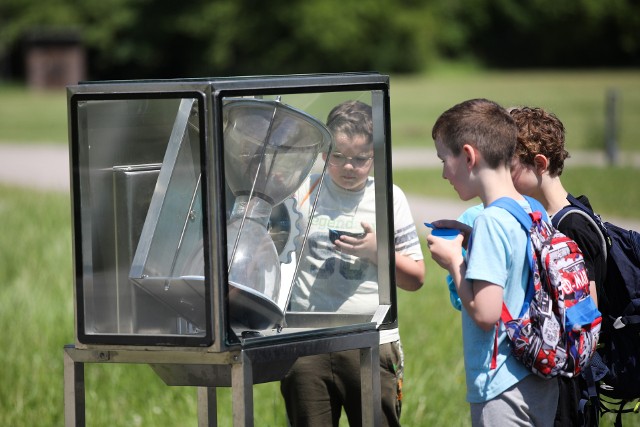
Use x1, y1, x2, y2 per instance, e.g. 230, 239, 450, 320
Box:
289, 174, 422, 343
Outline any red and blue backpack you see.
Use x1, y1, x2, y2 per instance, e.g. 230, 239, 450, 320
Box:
489, 196, 602, 378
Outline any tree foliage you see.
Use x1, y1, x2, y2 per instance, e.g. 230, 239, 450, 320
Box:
0, 0, 638, 80
448, 0, 640, 68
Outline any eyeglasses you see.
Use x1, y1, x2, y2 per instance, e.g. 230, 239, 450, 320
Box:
328, 152, 373, 168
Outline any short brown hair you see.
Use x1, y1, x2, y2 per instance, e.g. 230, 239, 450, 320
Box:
432, 98, 517, 168
326, 100, 373, 143
509, 107, 569, 177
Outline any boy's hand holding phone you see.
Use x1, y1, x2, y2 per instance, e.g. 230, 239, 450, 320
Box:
331, 222, 377, 263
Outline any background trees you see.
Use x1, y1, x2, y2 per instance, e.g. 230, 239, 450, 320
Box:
0, 0, 638, 81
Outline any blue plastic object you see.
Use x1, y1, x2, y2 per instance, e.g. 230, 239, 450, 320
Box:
425, 223, 460, 240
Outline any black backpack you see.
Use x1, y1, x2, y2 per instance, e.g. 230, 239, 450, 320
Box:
553, 194, 640, 424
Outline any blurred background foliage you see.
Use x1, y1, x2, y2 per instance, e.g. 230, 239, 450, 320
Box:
1, 1, 639, 425
1, 0, 638, 81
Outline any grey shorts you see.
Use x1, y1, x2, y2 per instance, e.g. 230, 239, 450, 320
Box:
470, 374, 559, 426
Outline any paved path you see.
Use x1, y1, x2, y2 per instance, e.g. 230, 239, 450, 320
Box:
396, 147, 640, 231
0, 144, 70, 191
1, 144, 639, 231
392, 147, 640, 170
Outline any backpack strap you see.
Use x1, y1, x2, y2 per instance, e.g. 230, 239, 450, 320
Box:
487, 196, 546, 371
488, 196, 546, 318
552, 195, 608, 262
490, 196, 548, 226
488, 197, 535, 273
579, 365, 601, 425
566, 193, 604, 225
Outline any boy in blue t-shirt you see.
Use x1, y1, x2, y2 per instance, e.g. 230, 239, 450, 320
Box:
426, 98, 558, 426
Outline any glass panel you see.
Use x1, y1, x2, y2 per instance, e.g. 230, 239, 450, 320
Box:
74, 96, 207, 340
220, 91, 391, 338
222, 97, 332, 332
128, 98, 206, 333
71, 84, 392, 346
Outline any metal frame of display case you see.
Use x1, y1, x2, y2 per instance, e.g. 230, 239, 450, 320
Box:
64, 73, 396, 426
64, 329, 380, 426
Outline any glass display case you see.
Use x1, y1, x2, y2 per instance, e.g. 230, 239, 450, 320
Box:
65, 73, 395, 425
68, 73, 396, 351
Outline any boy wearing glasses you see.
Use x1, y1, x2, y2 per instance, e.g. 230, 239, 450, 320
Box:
281, 100, 425, 427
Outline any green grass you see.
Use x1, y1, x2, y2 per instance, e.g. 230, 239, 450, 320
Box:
389, 69, 640, 152
2, 71, 640, 426
0, 85, 68, 144
0, 186, 72, 426
2, 69, 640, 152
2, 186, 639, 427
0, 184, 285, 426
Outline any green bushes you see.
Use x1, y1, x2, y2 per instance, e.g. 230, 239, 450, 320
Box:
1, 0, 639, 79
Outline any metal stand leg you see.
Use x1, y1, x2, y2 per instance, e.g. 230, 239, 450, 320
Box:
197, 387, 217, 427
231, 352, 254, 427
64, 347, 85, 427
360, 345, 382, 427
62, 330, 379, 427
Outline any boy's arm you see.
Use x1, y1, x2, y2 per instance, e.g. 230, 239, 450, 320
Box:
428, 235, 503, 331
453, 276, 503, 331
395, 254, 424, 291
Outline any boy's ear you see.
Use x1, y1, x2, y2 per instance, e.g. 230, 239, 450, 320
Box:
533, 154, 549, 174
462, 144, 476, 169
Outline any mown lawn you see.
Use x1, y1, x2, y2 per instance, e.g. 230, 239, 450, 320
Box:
2, 70, 639, 426
2, 185, 638, 426
2, 69, 640, 152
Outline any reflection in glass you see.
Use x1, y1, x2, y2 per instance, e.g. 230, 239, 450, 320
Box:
223, 99, 332, 331
288, 99, 381, 317
128, 98, 207, 332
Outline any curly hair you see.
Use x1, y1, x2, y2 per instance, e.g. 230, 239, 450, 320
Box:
509, 106, 570, 177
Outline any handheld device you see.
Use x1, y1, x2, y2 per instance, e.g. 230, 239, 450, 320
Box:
329, 229, 366, 242
424, 222, 460, 240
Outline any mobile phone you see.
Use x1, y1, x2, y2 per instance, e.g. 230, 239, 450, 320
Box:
329, 228, 365, 242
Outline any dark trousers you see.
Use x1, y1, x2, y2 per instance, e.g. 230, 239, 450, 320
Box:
280, 341, 404, 427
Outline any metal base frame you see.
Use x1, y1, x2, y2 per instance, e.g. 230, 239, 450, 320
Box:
64, 330, 381, 427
